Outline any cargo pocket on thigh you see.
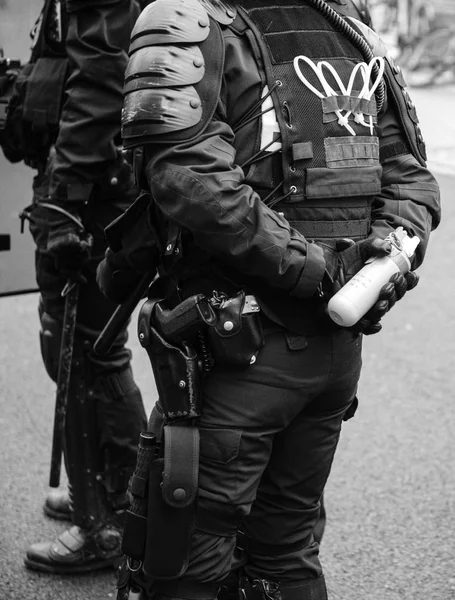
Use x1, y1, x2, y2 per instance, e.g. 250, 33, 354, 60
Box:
198, 427, 243, 505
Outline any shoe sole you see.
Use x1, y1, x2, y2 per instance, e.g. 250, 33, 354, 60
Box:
24, 556, 117, 574
43, 505, 72, 521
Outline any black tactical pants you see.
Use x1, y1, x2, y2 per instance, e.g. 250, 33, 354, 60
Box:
152, 320, 361, 595
30, 172, 147, 512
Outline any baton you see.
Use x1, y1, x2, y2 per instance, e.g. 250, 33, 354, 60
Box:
93, 272, 155, 357
49, 282, 79, 488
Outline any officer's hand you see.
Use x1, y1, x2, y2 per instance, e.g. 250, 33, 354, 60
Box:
352, 270, 419, 335
34, 201, 92, 284
320, 237, 392, 298
97, 248, 143, 304
337, 237, 392, 285
47, 228, 93, 285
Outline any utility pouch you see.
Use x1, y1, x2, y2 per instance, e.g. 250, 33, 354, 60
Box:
143, 456, 196, 578
0, 56, 68, 165
208, 291, 264, 367
23, 57, 68, 132
144, 423, 199, 578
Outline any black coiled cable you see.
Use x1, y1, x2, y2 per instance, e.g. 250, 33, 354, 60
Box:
197, 330, 214, 373
306, 0, 385, 112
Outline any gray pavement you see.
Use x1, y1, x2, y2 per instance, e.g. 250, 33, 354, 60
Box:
0, 83, 454, 600
409, 83, 455, 176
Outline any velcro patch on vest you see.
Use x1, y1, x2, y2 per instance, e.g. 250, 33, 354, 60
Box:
324, 136, 379, 168
322, 95, 377, 124
292, 142, 314, 161
306, 164, 382, 198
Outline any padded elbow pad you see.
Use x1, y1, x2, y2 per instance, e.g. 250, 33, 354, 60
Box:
347, 18, 427, 166
122, 0, 229, 148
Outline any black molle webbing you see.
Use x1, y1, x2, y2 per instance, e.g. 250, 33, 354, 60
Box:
289, 218, 369, 239
379, 140, 410, 162
324, 135, 379, 167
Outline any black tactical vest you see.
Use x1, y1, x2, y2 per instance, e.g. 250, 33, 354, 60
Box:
231, 0, 383, 242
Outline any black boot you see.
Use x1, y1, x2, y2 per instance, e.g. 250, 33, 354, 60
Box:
43, 488, 72, 521
24, 521, 122, 574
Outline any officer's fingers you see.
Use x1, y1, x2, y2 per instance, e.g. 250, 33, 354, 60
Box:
362, 321, 383, 336
368, 298, 389, 320
389, 272, 407, 300
405, 270, 419, 290
358, 237, 391, 262
355, 316, 382, 335
369, 237, 392, 257
378, 280, 397, 308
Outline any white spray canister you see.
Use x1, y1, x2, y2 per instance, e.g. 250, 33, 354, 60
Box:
327, 227, 420, 328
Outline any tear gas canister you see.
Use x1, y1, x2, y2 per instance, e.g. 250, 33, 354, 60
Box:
327, 227, 420, 327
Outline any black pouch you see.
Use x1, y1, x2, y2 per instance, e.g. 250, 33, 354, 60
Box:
0, 62, 33, 163
0, 56, 68, 165
208, 291, 264, 367
143, 457, 196, 579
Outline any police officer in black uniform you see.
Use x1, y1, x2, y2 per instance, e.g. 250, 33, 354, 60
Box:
6, 0, 148, 573
98, 0, 441, 597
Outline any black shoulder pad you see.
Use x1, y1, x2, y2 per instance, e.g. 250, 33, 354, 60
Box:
122, 0, 225, 148
347, 17, 427, 166
129, 0, 210, 54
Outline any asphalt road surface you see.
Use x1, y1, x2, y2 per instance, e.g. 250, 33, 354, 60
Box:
0, 173, 453, 600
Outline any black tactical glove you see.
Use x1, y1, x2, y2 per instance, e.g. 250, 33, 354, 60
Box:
97, 192, 160, 303
97, 248, 145, 305
321, 237, 392, 297
321, 237, 419, 335
43, 202, 93, 284
353, 270, 419, 335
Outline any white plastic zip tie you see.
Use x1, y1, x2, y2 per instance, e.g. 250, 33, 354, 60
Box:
293, 55, 385, 136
